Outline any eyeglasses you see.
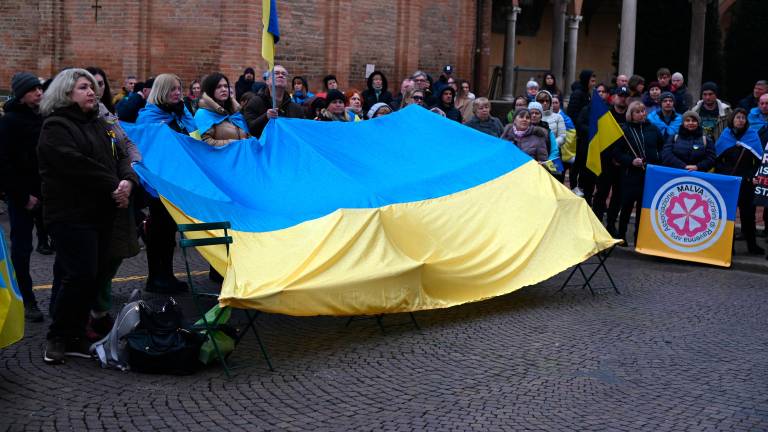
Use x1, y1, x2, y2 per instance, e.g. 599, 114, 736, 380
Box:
412, 96, 424, 100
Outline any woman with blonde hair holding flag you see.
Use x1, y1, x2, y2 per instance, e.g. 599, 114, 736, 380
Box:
613, 101, 663, 245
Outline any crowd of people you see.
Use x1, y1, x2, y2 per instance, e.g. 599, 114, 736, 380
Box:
0, 61, 766, 365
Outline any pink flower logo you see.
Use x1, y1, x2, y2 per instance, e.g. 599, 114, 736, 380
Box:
664, 192, 711, 237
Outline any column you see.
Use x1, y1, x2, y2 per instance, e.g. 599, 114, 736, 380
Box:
501, 6, 522, 101
550, 0, 567, 86
687, 0, 707, 100
618, 0, 637, 76
565, 15, 582, 99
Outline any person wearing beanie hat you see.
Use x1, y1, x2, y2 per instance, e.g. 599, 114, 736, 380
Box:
526, 80, 540, 102
11, 72, 41, 100
0, 71, 45, 322
367, 102, 392, 119
235, 66, 256, 101
318, 89, 351, 122
527, 101, 543, 113
692, 81, 732, 141
647, 91, 683, 141
662, 109, 715, 173
642, 81, 662, 111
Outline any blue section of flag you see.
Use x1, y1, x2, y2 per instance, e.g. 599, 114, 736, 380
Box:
123, 106, 533, 233
266, 0, 280, 43
715, 128, 764, 159
641, 164, 741, 221
588, 89, 610, 140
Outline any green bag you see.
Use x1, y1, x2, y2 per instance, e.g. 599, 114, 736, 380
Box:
195, 305, 236, 365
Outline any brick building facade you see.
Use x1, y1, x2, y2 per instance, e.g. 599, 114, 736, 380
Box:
0, 0, 479, 96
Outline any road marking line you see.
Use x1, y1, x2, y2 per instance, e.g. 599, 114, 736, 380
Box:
32, 270, 209, 290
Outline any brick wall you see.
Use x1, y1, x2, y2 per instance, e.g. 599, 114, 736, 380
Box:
0, 0, 478, 97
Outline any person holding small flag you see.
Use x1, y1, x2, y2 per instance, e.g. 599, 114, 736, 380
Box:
612, 101, 663, 245
715, 108, 765, 255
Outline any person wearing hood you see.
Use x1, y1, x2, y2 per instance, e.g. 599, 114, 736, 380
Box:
136, 73, 198, 295
318, 89, 352, 122
0, 72, 45, 322
290, 76, 315, 105
367, 102, 392, 119
432, 86, 462, 123
715, 108, 765, 255
647, 92, 682, 142
235, 67, 256, 102
501, 108, 549, 162
195, 72, 250, 147
362, 71, 393, 115
612, 101, 663, 245
691, 82, 732, 141
662, 110, 716, 172
566, 69, 596, 119
535, 90, 566, 148
465, 97, 503, 137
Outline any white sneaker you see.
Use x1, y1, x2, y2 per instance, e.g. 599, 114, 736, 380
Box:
571, 187, 584, 197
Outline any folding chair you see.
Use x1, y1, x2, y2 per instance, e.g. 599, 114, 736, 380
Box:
556, 245, 620, 296
345, 313, 420, 335
178, 222, 274, 376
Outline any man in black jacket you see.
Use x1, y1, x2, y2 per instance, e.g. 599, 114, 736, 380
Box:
566, 69, 596, 119
242, 65, 304, 137
116, 79, 152, 122
0, 72, 45, 322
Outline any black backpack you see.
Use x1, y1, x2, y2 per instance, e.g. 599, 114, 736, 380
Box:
124, 297, 204, 375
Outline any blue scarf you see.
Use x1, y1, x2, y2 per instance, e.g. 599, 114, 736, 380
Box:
194, 108, 249, 137
647, 109, 682, 139
715, 127, 763, 159
137, 103, 198, 136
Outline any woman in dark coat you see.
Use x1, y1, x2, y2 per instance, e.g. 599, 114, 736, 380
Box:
38, 68, 138, 364
715, 108, 765, 254
662, 111, 716, 172
613, 101, 663, 245
361, 70, 393, 116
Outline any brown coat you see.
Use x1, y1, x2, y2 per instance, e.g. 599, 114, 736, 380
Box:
197, 94, 249, 147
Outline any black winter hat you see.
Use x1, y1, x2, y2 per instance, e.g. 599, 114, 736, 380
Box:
325, 89, 346, 105
701, 81, 719, 96
11, 72, 41, 99
244, 67, 255, 75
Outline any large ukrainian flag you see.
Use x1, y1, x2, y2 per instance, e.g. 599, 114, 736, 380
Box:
123, 106, 617, 316
0, 226, 24, 348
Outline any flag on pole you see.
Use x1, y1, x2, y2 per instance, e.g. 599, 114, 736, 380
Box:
261, 0, 280, 68
586, 90, 624, 176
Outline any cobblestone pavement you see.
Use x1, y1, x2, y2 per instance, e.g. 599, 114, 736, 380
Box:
1, 213, 768, 431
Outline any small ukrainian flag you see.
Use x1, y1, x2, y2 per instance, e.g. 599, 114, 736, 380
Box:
262, 0, 280, 68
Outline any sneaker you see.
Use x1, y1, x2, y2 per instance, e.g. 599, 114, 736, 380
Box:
571, 187, 584, 197
65, 338, 94, 359
25, 303, 44, 323
44, 337, 66, 364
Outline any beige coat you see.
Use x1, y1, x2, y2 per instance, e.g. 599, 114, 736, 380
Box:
197, 94, 249, 147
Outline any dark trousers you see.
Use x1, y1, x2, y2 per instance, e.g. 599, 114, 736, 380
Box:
146, 197, 178, 284
593, 165, 622, 231
737, 179, 758, 249
47, 222, 112, 340
6, 201, 37, 306
618, 176, 644, 242
32, 209, 49, 248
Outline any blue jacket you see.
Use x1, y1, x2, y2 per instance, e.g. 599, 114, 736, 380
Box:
647, 109, 682, 141
747, 107, 768, 133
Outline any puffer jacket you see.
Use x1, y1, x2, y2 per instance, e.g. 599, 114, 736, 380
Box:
662, 126, 716, 172
501, 125, 549, 162
196, 94, 249, 146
